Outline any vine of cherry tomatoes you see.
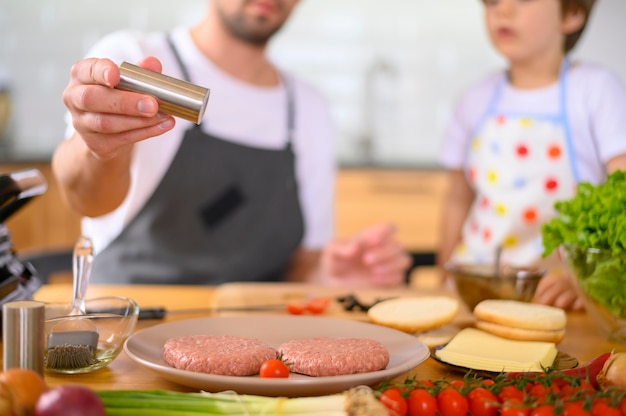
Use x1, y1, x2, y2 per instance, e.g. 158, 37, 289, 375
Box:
377, 372, 626, 416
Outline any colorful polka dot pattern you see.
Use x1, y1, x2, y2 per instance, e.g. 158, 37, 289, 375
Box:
459, 113, 576, 265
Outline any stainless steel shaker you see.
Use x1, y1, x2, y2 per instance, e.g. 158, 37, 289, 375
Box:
115, 62, 210, 125
2, 300, 45, 375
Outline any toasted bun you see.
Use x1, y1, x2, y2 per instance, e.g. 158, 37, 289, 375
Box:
473, 300, 566, 331
475, 320, 566, 343
367, 296, 459, 333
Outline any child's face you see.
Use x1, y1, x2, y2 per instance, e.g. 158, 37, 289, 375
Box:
482, 0, 566, 64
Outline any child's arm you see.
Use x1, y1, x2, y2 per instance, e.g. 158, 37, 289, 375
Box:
534, 153, 626, 310
607, 154, 626, 173
437, 170, 474, 273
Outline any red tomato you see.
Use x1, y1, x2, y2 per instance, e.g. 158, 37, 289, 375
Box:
500, 398, 530, 416
418, 380, 435, 388
530, 404, 555, 416
527, 383, 552, 403
449, 380, 465, 389
305, 297, 330, 314
437, 388, 468, 416
286, 302, 306, 315
498, 385, 525, 402
467, 387, 499, 416
619, 397, 626, 415
259, 359, 289, 378
407, 388, 437, 416
591, 399, 621, 416
576, 380, 596, 395
562, 401, 590, 416
379, 388, 408, 416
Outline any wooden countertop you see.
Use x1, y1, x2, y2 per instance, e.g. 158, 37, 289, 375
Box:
26, 281, 626, 395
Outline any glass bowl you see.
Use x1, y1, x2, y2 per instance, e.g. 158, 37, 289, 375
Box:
444, 262, 546, 311
44, 296, 139, 374
560, 244, 626, 344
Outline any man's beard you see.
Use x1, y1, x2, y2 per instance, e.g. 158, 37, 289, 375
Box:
218, 6, 285, 45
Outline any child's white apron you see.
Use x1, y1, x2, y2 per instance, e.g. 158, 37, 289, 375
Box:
453, 61, 578, 267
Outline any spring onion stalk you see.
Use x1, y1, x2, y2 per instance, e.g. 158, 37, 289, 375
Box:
97, 386, 386, 416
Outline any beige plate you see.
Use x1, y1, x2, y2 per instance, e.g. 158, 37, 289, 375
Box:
124, 315, 430, 397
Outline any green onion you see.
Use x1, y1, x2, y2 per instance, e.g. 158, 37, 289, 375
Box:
97, 386, 385, 416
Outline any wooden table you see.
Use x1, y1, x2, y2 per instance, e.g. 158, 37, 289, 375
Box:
27, 282, 626, 394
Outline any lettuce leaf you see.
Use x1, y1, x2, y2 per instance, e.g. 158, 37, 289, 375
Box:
542, 170, 626, 318
542, 170, 626, 256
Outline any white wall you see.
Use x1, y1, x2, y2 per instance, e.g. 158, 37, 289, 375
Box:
1, 0, 624, 166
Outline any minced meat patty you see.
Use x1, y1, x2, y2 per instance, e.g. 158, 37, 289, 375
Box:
162, 335, 277, 376
279, 337, 390, 376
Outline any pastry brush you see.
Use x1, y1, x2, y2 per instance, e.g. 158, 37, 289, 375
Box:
46, 236, 99, 371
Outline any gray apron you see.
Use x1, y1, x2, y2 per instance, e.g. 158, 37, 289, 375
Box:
91, 38, 304, 285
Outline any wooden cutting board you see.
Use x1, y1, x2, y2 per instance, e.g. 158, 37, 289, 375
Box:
212, 282, 475, 345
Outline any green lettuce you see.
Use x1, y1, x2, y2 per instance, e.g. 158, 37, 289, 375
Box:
542, 170, 626, 318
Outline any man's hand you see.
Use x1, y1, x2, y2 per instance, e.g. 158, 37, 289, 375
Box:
319, 222, 412, 287
62, 56, 175, 160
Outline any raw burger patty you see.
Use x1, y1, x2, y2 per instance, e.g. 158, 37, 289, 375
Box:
162, 335, 277, 376
279, 337, 390, 376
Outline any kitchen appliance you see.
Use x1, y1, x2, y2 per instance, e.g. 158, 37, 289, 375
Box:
0, 86, 9, 142
0, 169, 48, 320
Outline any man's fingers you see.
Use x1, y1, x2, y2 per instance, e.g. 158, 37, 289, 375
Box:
137, 56, 163, 73
71, 58, 120, 88
352, 222, 397, 247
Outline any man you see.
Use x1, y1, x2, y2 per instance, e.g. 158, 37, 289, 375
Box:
53, 0, 411, 285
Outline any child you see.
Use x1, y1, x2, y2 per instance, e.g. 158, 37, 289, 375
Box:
438, 0, 626, 309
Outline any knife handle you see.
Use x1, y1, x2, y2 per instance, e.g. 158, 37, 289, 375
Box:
86, 306, 167, 320
138, 307, 167, 320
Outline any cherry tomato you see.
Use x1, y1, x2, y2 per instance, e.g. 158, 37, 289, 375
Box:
437, 388, 468, 416
591, 399, 621, 416
467, 387, 498, 416
418, 379, 435, 388
449, 380, 465, 388
286, 302, 306, 315
305, 297, 331, 314
480, 379, 496, 387
619, 397, 626, 415
498, 384, 525, 402
576, 380, 596, 395
259, 359, 289, 378
562, 401, 590, 416
379, 388, 408, 416
527, 383, 552, 403
500, 398, 530, 416
530, 404, 555, 416
407, 388, 437, 416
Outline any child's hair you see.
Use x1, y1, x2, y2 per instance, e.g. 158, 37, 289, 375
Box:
562, 0, 596, 53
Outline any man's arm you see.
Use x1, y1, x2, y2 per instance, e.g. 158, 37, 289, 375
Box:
53, 57, 175, 217
52, 132, 133, 217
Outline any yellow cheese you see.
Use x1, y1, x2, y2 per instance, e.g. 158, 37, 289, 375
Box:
435, 328, 558, 372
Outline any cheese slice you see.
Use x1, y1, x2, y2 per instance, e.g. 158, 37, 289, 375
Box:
435, 328, 558, 372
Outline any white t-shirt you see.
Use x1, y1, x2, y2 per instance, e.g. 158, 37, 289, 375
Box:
439, 61, 626, 183
65, 27, 337, 254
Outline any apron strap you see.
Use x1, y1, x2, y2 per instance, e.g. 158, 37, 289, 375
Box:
166, 34, 192, 83
558, 58, 583, 182
280, 74, 296, 149
165, 32, 296, 149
